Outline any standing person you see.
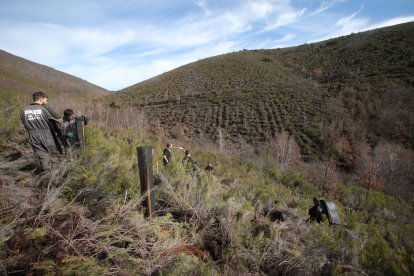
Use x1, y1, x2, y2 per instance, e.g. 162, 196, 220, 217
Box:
62, 108, 88, 148
20, 91, 62, 172
162, 143, 172, 166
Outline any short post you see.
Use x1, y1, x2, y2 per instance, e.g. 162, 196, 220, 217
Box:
75, 116, 86, 148
137, 146, 155, 218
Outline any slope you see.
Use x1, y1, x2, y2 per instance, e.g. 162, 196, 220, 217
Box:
1, 120, 413, 275
0, 49, 109, 102
110, 22, 414, 166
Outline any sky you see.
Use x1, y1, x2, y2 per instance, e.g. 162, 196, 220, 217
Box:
1, 1, 414, 91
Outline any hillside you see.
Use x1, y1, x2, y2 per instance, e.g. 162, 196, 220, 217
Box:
1, 106, 413, 275
0, 49, 109, 102
1, 21, 414, 276
110, 22, 414, 167
0, 53, 413, 274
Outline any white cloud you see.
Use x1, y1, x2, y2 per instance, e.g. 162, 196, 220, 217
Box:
363, 16, 414, 31
310, 0, 347, 16
196, 0, 211, 15
1, 0, 413, 90
249, 1, 273, 18
263, 3, 306, 31
0, 22, 135, 66
307, 13, 414, 46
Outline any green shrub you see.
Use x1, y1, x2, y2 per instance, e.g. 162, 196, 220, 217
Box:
32, 260, 57, 276
310, 223, 361, 264
61, 256, 107, 276
64, 126, 143, 199
163, 254, 217, 275
0, 91, 23, 147
359, 228, 412, 275
280, 170, 318, 195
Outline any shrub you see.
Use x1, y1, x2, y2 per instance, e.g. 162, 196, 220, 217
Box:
280, 170, 318, 195
60, 256, 107, 276
359, 228, 412, 275
0, 91, 22, 147
64, 126, 141, 199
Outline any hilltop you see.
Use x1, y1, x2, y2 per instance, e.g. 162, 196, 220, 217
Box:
110, 22, 414, 168
0, 49, 109, 103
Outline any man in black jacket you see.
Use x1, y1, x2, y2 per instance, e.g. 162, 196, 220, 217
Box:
63, 108, 88, 148
21, 91, 62, 172
308, 197, 325, 223
162, 143, 172, 166
182, 150, 200, 173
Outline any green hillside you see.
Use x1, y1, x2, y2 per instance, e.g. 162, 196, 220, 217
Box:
111, 22, 414, 167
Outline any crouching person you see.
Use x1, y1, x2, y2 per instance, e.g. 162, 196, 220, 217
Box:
308, 197, 327, 223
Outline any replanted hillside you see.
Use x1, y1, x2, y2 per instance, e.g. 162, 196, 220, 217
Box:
0, 50, 109, 102
111, 22, 414, 165
1, 93, 413, 275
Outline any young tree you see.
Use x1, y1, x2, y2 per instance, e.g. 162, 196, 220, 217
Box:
302, 156, 338, 196
264, 131, 302, 171
373, 143, 414, 199
354, 143, 385, 192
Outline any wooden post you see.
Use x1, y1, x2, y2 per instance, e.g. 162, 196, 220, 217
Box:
75, 116, 86, 148
137, 146, 155, 218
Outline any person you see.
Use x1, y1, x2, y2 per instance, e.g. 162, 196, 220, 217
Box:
182, 150, 200, 172
20, 91, 62, 172
308, 197, 326, 223
62, 108, 88, 148
162, 143, 172, 166
205, 162, 214, 172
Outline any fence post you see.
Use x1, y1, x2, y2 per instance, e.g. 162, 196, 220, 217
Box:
137, 146, 155, 218
75, 116, 86, 148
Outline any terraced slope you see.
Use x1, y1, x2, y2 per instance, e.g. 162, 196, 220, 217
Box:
111, 22, 414, 164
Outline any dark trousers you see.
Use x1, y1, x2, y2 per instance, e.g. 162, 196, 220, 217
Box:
30, 131, 59, 171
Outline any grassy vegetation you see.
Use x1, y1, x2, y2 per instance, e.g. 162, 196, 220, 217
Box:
0, 90, 23, 147
1, 121, 413, 275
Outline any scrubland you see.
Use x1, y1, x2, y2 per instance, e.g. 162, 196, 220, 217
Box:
1, 92, 413, 275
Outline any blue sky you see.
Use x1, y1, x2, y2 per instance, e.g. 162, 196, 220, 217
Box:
1, 0, 413, 91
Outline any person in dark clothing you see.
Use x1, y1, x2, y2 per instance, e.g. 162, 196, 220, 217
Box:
308, 197, 326, 223
63, 108, 88, 148
205, 162, 214, 172
21, 91, 62, 172
182, 150, 200, 172
162, 143, 172, 166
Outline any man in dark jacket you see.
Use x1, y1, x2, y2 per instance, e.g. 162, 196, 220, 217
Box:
162, 143, 172, 166
182, 150, 200, 173
308, 197, 325, 223
62, 108, 88, 148
21, 91, 62, 172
